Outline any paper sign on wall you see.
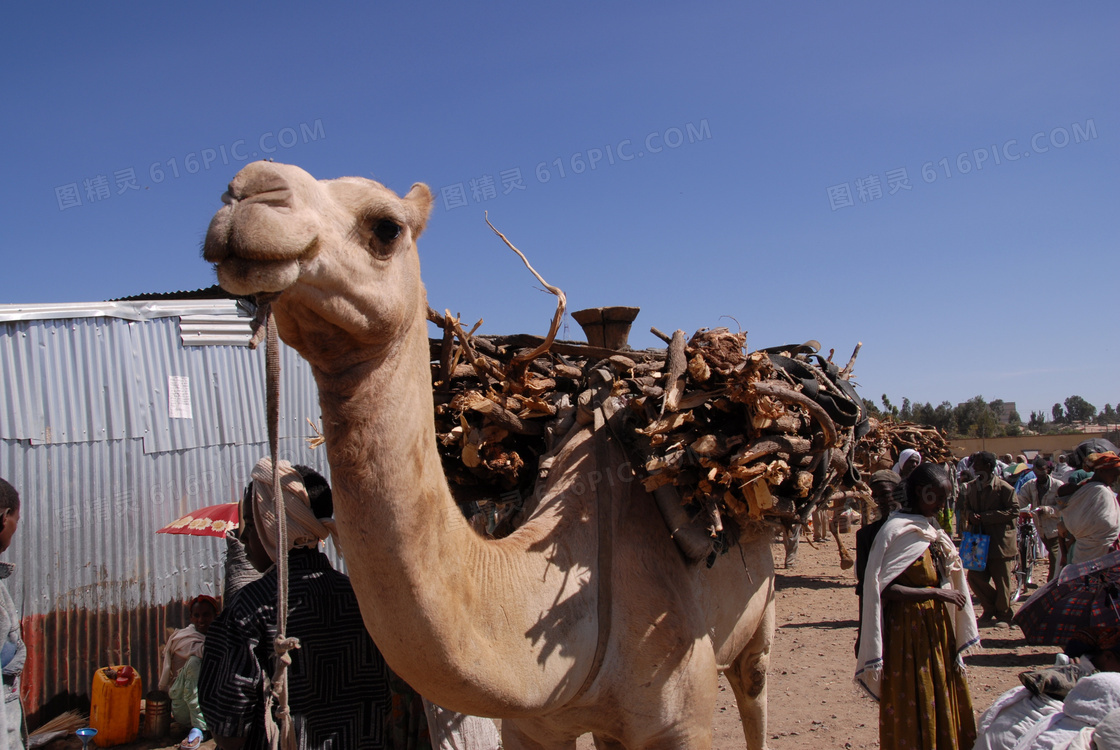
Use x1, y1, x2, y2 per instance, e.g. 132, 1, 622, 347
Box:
168, 375, 193, 419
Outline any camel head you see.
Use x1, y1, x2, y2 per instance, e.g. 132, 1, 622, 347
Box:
203, 161, 433, 372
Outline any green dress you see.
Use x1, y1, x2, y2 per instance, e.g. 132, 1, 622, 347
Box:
880, 550, 976, 750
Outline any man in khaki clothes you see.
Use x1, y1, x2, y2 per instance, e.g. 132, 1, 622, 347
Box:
959, 451, 1019, 626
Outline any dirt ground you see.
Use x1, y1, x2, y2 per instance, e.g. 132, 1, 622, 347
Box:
575, 525, 1060, 749
38, 524, 1060, 750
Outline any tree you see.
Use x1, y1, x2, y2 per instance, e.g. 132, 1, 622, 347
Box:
1028, 411, 1047, 432
899, 397, 912, 421
1064, 395, 1097, 424
955, 396, 991, 437
1097, 404, 1117, 426
862, 398, 883, 420
881, 394, 898, 419
933, 401, 956, 435
1053, 403, 1065, 424
972, 408, 1001, 439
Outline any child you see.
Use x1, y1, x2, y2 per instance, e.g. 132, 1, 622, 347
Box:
159, 595, 218, 750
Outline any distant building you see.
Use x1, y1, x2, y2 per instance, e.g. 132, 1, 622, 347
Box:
993, 402, 1018, 425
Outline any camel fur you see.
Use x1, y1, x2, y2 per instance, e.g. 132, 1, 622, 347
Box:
202, 161, 776, 750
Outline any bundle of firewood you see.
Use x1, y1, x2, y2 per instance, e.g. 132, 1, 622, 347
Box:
427, 309, 867, 537
855, 418, 957, 471
425, 219, 869, 540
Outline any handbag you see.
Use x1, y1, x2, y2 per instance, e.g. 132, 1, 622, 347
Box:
960, 528, 990, 571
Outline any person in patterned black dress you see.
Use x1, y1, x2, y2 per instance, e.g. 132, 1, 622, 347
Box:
200, 459, 423, 750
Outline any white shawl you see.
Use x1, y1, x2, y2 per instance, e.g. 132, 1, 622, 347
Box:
158, 623, 205, 691
250, 458, 342, 563
1061, 481, 1120, 565
855, 512, 980, 700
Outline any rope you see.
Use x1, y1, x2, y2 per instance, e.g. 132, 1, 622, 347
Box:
570, 390, 617, 701
256, 307, 299, 750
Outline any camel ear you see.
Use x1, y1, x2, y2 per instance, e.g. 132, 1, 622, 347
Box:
403, 183, 433, 240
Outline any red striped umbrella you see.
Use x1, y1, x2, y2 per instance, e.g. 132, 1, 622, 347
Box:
156, 502, 239, 538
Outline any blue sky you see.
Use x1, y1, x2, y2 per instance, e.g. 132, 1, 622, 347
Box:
2, 3, 1117, 419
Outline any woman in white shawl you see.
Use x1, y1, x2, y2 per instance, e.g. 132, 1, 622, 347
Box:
856, 463, 981, 750
1060, 452, 1120, 565
893, 449, 922, 479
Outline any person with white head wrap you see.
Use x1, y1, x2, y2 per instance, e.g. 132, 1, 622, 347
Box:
248, 458, 341, 562
893, 449, 922, 479
199, 459, 409, 750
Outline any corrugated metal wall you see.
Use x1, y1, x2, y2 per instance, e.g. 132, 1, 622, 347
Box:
0, 305, 331, 724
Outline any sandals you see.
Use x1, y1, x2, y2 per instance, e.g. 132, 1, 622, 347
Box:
179, 728, 203, 749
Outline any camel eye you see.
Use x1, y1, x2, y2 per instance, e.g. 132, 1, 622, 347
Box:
374, 219, 401, 243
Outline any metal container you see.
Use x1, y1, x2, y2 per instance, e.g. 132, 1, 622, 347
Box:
143, 690, 171, 739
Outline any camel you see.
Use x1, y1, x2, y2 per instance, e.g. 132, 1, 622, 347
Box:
202, 161, 776, 749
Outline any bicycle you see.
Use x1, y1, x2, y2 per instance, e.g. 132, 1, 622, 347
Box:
1010, 508, 1038, 603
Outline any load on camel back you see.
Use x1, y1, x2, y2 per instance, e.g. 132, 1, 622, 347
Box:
202, 160, 872, 750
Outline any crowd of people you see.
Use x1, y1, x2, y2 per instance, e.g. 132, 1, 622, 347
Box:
852, 446, 1120, 750
0, 440, 1118, 749
0, 462, 503, 750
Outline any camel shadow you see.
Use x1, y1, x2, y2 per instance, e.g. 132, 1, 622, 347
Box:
782, 619, 860, 630
774, 575, 852, 593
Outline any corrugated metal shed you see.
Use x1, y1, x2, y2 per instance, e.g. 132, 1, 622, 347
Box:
0, 300, 330, 724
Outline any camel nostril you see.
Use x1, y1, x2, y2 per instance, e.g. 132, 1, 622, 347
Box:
241, 188, 294, 208
229, 162, 295, 202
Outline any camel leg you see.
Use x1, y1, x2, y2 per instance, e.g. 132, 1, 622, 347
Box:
831, 514, 854, 570
782, 524, 801, 568
725, 597, 775, 750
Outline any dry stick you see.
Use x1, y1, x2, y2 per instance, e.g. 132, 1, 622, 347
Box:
437, 316, 455, 393
662, 330, 687, 415
444, 310, 466, 377
650, 326, 673, 345
485, 212, 566, 370
426, 305, 449, 328
752, 382, 839, 449
485, 334, 659, 362
461, 392, 544, 436
732, 435, 813, 467
840, 341, 863, 380
447, 312, 502, 382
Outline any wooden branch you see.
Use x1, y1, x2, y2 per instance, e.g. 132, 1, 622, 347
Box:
448, 313, 504, 383
663, 330, 687, 414
460, 392, 544, 436
650, 327, 673, 345
437, 315, 454, 394
752, 382, 839, 448
840, 342, 862, 380
731, 435, 812, 467
426, 305, 447, 327
482, 334, 662, 363
485, 213, 567, 369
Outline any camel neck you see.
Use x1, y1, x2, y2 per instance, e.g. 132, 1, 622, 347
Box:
308, 313, 597, 714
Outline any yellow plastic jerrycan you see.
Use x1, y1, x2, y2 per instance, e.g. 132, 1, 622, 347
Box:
90, 665, 142, 746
